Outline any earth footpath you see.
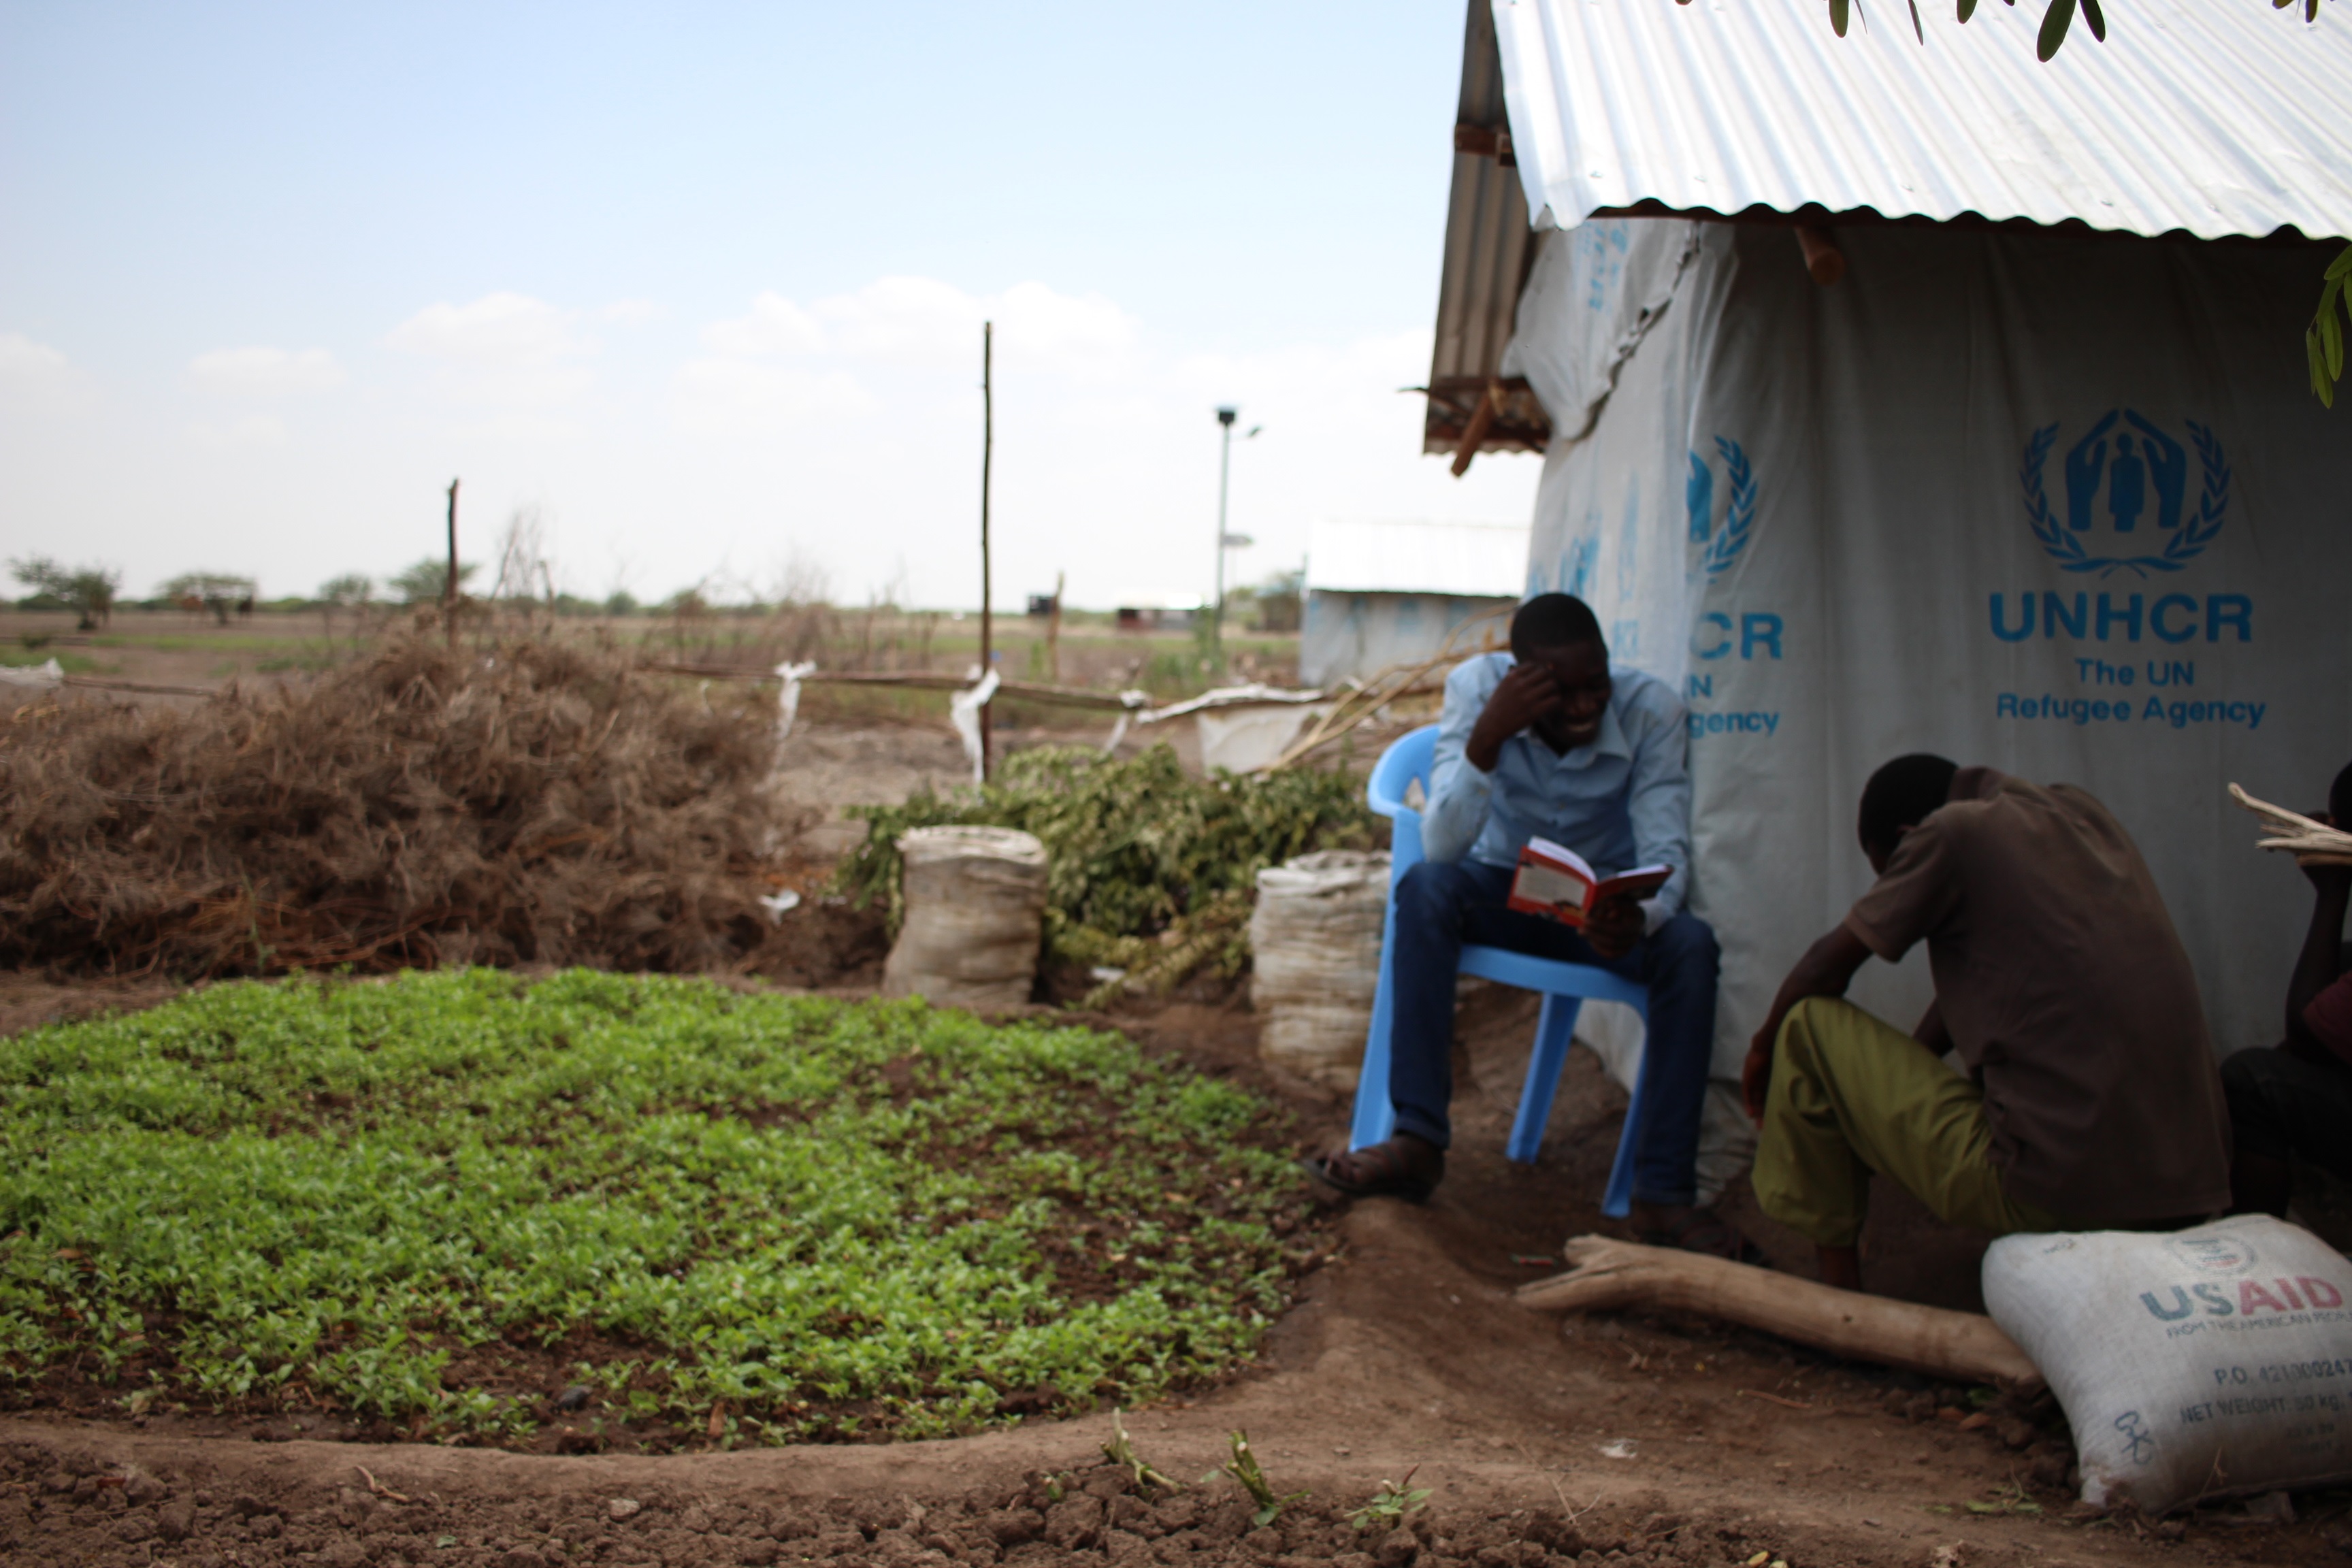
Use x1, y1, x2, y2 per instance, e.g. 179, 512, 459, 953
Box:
4, 723, 2349, 1567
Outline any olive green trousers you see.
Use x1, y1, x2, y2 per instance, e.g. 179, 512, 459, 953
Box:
1751, 996, 2064, 1248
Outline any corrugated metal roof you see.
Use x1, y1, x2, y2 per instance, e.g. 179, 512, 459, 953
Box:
1423, 0, 1539, 459
1493, 0, 2352, 242
1306, 518, 1529, 596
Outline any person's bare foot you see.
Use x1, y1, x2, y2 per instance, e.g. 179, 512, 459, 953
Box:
1816, 1243, 1863, 1292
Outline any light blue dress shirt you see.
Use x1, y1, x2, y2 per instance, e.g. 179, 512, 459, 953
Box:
1422, 653, 1695, 922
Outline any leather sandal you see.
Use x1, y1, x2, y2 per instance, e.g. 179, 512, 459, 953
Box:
1304, 1136, 1444, 1204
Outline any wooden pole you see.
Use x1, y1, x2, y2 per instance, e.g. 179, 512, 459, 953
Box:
1795, 224, 1846, 285
1047, 569, 1064, 683
1516, 1236, 2044, 1390
978, 323, 994, 780
443, 478, 461, 644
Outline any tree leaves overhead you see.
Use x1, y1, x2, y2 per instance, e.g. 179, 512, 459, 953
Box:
2036, 0, 2078, 61
2313, 246, 2352, 408
1819, 0, 2340, 408
1837, 0, 2329, 58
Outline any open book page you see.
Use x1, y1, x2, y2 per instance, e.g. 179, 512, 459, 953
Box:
1508, 837, 1597, 924
1507, 837, 1671, 927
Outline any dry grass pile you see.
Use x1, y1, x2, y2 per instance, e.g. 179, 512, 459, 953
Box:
0, 634, 793, 977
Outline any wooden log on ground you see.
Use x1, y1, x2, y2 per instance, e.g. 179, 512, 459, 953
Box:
1516, 1235, 2043, 1392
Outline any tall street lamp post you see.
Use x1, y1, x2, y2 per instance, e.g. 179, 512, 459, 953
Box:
1211, 406, 1259, 668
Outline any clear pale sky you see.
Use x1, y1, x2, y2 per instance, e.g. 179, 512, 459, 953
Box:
0, 1, 1541, 610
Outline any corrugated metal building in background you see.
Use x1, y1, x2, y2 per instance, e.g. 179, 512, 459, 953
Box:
1299, 518, 1526, 686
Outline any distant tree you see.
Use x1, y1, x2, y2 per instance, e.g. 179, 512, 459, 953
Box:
1252, 568, 1305, 634
604, 589, 640, 617
390, 557, 478, 605
318, 572, 374, 609
162, 572, 259, 626
491, 506, 556, 604
9, 557, 121, 630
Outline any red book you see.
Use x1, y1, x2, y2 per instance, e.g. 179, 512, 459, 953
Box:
1505, 837, 1673, 928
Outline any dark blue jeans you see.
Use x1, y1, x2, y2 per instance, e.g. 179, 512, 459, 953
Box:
1388, 858, 1720, 1209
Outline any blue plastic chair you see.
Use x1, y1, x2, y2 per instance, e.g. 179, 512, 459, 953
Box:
1348, 723, 1653, 1219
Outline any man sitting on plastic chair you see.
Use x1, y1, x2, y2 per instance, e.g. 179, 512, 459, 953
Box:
1308, 593, 1754, 1261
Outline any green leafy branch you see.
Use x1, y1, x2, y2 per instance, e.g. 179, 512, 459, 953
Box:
2310, 245, 2352, 408
834, 744, 1377, 1000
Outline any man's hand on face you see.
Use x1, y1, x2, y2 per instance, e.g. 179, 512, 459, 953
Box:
1582, 892, 1642, 961
1465, 661, 1561, 773
1465, 641, 1613, 771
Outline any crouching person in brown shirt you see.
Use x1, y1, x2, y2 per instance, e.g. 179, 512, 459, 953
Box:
1742, 755, 2232, 1292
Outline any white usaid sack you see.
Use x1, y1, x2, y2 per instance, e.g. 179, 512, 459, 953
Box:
1983, 1217, 2352, 1514
1248, 851, 1388, 1090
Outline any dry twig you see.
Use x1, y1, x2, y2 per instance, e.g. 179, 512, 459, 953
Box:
2229, 783, 2352, 866
354, 1465, 411, 1504
1735, 1389, 1814, 1410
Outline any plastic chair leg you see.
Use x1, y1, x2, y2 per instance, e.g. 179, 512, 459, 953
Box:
1505, 993, 1583, 1163
1347, 898, 1403, 1152
1599, 1035, 1650, 1221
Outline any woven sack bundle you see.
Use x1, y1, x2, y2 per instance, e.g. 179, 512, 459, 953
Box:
882, 826, 1049, 1011
1249, 850, 1389, 1090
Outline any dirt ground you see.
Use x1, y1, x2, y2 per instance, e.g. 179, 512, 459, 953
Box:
5, 721, 2350, 1566
9, 984, 2351, 1566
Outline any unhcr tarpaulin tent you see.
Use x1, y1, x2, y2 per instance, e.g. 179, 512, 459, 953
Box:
1431, 0, 2352, 1109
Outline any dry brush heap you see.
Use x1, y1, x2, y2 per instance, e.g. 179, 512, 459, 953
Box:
0, 634, 792, 978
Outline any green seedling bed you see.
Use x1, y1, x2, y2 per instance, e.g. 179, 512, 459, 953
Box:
0, 971, 1312, 1448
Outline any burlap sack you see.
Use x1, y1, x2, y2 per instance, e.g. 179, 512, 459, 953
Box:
1248, 851, 1389, 1090
881, 826, 1049, 1011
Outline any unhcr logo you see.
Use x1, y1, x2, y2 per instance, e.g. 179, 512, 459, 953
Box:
2021, 410, 2230, 577
1684, 437, 1755, 578
1993, 410, 2249, 645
